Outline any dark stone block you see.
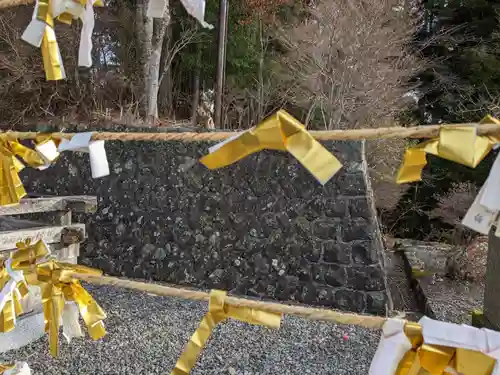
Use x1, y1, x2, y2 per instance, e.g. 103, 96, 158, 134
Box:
346, 266, 385, 291
351, 241, 378, 265
324, 264, 346, 287
342, 219, 373, 242
334, 289, 366, 312
304, 237, 322, 262
312, 218, 340, 240
349, 197, 371, 219
367, 292, 386, 315
336, 173, 365, 197
323, 241, 351, 264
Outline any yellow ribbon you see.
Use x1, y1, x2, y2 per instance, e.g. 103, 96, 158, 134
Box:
39, 1, 65, 81
16, 260, 107, 357
0, 136, 58, 206
396, 115, 500, 184
0, 240, 49, 333
0, 364, 14, 375
396, 322, 496, 375
0, 267, 26, 333
171, 290, 281, 375
200, 110, 343, 185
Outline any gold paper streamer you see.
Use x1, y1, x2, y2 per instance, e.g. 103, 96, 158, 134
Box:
19, 260, 107, 357
2, 239, 106, 356
0, 240, 49, 332
200, 110, 342, 185
0, 364, 14, 375
0, 136, 46, 206
396, 115, 500, 183
171, 290, 281, 375
396, 322, 496, 375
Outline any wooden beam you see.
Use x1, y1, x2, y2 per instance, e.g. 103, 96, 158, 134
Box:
0, 196, 97, 216
0, 224, 85, 252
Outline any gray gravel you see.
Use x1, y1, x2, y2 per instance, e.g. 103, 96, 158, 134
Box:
1, 285, 380, 375
425, 279, 484, 325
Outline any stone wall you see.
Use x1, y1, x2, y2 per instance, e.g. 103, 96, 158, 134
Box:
21, 126, 390, 314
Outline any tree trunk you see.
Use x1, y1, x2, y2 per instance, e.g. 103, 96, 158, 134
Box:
158, 20, 173, 117
135, 0, 170, 121
484, 229, 500, 330
147, 16, 170, 120
191, 45, 202, 127
135, 0, 153, 116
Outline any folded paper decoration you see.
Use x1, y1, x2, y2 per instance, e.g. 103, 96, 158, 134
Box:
0, 136, 54, 206
0, 362, 31, 375
200, 110, 343, 185
58, 132, 110, 178
461, 116, 500, 235
171, 290, 281, 375
22, 0, 103, 80
396, 115, 500, 184
370, 317, 500, 375
147, 0, 213, 29
0, 239, 107, 357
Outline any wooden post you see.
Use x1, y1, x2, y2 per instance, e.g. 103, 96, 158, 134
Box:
484, 229, 500, 329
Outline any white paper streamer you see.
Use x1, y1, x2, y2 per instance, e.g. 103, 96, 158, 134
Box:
484, 328, 500, 375
62, 301, 84, 342
180, 0, 213, 29
34, 139, 59, 170
58, 132, 110, 178
146, 0, 168, 18
78, 0, 95, 67
51, 0, 85, 19
462, 151, 500, 235
419, 316, 487, 351
147, 0, 213, 29
21, 0, 45, 48
3, 362, 31, 375
369, 319, 412, 375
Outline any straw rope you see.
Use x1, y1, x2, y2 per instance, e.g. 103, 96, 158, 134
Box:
0, 0, 31, 9
75, 273, 387, 329
4, 122, 500, 142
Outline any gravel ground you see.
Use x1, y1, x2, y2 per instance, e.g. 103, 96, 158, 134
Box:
1, 285, 381, 375
425, 279, 484, 325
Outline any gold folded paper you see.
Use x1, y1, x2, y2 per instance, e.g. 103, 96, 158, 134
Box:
0, 363, 14, 375
396, 322, 496, 375
0, 136, 47, 206
171, 290, 282, 375
0, 240, 49, 333
0, 266, 27, 333
200, 110, 342, 185
396, 115, 500, 184
0, 136, 60, 206
17, 260, 107, 357
39, 0, 65, 81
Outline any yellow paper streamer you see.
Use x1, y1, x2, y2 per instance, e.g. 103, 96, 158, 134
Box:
0, 364, 14, 375
0, 240, 49, 333
36, 0, 66, 81
0, 136, 47, 206
18, 260, 107, 357
396, 322, 496, 375
171, 290, 281, 375
200, 110, 342, 185
396, 115, 500, 184
2, 239, 106, 356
